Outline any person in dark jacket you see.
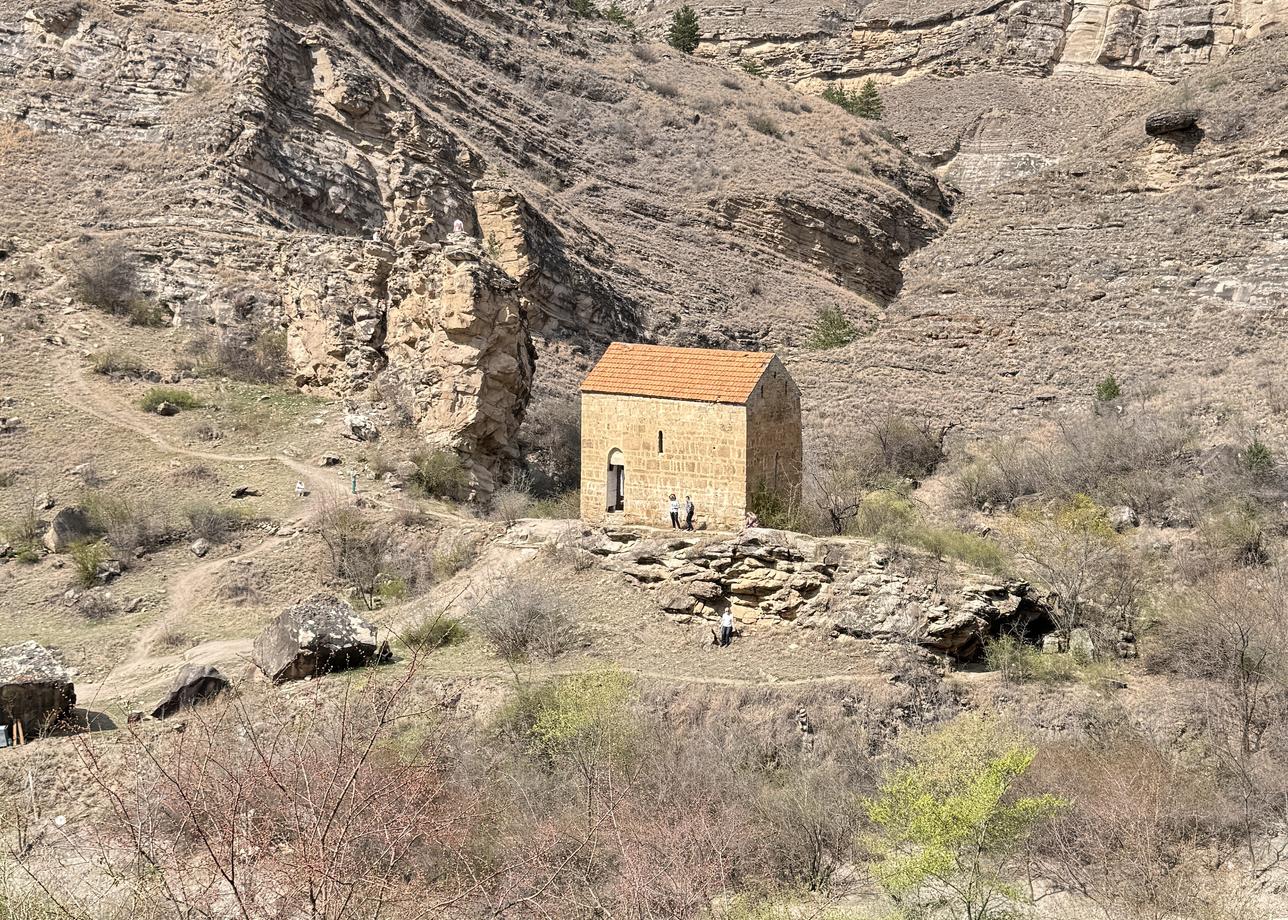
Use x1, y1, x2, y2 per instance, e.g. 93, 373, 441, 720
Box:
684, 495, 695, 531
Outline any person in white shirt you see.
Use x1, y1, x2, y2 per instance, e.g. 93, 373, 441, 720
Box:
668, 493, 680, 528
719, 609, 733, 647
294, 480, 306, 499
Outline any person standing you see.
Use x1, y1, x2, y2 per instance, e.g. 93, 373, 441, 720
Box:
668, 493, 680, 528
684, 495, 695, 531
295, 480, 306, 499
719, 609, 733, 647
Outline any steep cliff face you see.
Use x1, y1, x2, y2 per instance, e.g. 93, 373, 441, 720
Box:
0, 0, 953, 484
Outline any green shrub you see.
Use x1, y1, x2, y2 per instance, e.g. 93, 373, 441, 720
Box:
70, 540, 110, 588
807, 307, 859, 349
409, 449, 470, 499
1242, 438, 1274, 476
603, 1, 633, 25
821, 79, 883, 119
666, 4, 699, 53
402, 613, 469, 652
569, 0, 598, 17
739, 58, 766, 77
496, 669, 638, 766
139, 387, 202, 413
1094, 373, 1122, 402
748, 113, 782, 138
90, 349, 145, 376
128, 300, 168, 327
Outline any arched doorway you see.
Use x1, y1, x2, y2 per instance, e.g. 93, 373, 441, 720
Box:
606, 448, 625, 512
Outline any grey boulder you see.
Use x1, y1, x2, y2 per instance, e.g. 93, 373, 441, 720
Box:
252, 594, 390, 683
42, 507, 93, 552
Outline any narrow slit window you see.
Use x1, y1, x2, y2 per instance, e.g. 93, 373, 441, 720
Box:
658, 430, 664, 453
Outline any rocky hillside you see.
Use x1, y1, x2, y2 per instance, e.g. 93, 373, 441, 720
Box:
625, 0, 1286, 190
797, 33, 1288, 438
0, 0, 950, 427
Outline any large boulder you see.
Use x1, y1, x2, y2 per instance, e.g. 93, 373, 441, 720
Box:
1144, 109, 1198, 136
252, 594, 390, 683
0, 642, 76, 735
42, 506, 93, 552
151, 665, 229, 719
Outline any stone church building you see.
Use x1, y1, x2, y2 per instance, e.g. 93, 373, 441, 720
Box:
580, 343, 802, 530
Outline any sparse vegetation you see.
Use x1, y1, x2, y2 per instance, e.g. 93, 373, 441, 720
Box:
183, 502, 243, 543
183, 324, 288, 383
739, 58, 766, 77
401, 612, 469, 652
316, 501, 398, 610
83, 490, 167, 559
89, 349, 145, 376
748, 113, 783, 138
476, 575, 580, 669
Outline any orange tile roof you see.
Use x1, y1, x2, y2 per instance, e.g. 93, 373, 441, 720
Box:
581, 343, 777, 405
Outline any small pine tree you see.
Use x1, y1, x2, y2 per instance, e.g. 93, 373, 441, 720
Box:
667, 4, 700, 54
569, 0, 598, 17
739, 57, 766, 77
808, 307, 860, 349
854, 78, 884, 119
1243, 438, 1274, 475
1094, 373, 1122, 402
603, 1, 633, 25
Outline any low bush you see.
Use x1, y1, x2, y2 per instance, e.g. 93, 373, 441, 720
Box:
83, 490, 167, 558
77, 591, 119, 621
140, 387, 202, 413
185, 325, 288, 383
70, 540, 110, 588
748, 113, 782, 138
401, 613, 469, 652
90, 349, 145, 376
409, 449, 470, 500
476, 576, 580, 666
528, 490, 580, 519
184, 502, 243, 543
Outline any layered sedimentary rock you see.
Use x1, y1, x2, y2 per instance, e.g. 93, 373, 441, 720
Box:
580, 527, 1050, 660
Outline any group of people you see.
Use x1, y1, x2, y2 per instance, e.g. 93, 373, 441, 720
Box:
667, 493, 696, 530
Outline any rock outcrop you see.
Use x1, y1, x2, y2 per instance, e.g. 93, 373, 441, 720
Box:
580, 527, 1050, 660
0, 641, 76, 735
252, 594, 390, 683
383, 235, 536, 497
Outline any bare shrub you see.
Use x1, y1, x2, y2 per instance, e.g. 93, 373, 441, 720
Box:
186, 421, 222, 443
491, 472, 533, 525
183, 502, 243, 543
430, 531, 478, 580
82, 490, 168, 559
748, 113, 782, 138
520, 392, 581, 494
186, 323, 287, 382
476, 575, 579, 666
33, 676, 481, 920
90, 349, 145, 376
316, 501, 397, 609
953, 408, 1195, 518
71, 240, 141, 315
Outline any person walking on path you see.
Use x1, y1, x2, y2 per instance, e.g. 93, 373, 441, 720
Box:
668, 493, 680, 528
719, 609, 733, 647
295, 480, 307, 499
684, 495, 695, 531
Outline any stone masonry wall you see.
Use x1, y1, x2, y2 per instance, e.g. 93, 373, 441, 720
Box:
580, 394, 747, 530
745, 357, 803, 511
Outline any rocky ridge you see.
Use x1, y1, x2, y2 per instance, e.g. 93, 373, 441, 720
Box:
576, 525, 1055, 659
